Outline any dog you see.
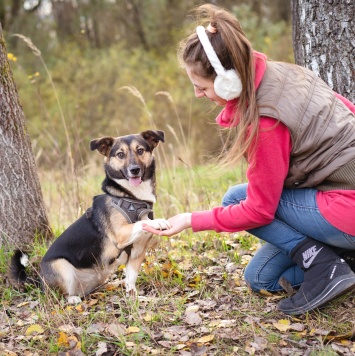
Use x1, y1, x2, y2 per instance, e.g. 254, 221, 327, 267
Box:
9, 130, 170, 303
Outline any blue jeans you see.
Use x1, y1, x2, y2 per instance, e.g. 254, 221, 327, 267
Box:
222, 183, 355, 292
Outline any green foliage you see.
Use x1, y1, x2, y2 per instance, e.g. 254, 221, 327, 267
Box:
5, 3, 293, 170
232, 4, 294, 63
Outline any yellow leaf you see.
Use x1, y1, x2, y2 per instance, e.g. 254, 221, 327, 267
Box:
126, 342, 135, 347
57, 331, 69, 347
259, 289, 273, 296
273, 319, 291, 332
75, 304, 84, 312
143, 262, 155, 275
25, 324, 44, 336
162, 261, 172, 272
17, 301, 30, 307
309, 328, 316, 336
126, 326, 140, 334
197, 334, 214, 343
193, 275, 202, 283
143, 314, 152, 322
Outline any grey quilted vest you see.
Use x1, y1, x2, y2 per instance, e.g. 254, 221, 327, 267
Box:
256, 61, 355, 191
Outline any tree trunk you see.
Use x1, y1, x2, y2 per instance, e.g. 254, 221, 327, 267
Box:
0, 24, 52, 248
291, 0, 355, 102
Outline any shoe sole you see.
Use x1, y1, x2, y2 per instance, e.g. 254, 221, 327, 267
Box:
278, 273, 355, 315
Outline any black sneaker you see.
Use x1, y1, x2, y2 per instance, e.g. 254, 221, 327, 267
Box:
278, 258, 355, 315
278, 239, 355, 315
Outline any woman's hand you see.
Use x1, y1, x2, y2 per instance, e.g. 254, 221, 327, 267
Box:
142, 213, 192, 237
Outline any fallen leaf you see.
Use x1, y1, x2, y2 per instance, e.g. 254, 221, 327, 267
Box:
143, 314, 152, 322
25, 324, 44, 336
87, 322, 106, 334
185, 305, 199, 314
143, 262, 155, 275
126, 326, 140, 334
106, 323, 125, 338
16, 302, 30, 308
259, 289, 273, 296
184, 312, 202, 326
176, 344, 186, 350
96, 341, 107, 356
75, 304, 85, 312
209, 319, 236, 328
88, 299, 98, 306
197, 334, 214, 343
57, 331, 70, 347
273, 319, 291, 332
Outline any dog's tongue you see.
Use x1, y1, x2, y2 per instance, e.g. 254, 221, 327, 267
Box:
129, 177, 142, 187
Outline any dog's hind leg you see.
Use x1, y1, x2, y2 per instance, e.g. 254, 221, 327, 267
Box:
45, 259, 83, 304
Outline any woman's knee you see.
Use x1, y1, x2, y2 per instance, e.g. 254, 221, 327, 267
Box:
243, 242, 300, 292
244, 263, 263, 292
222, 183, 248, 207
244, 262, 283, 292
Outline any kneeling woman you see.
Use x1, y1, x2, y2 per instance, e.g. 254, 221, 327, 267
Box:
144, 4, 355, 315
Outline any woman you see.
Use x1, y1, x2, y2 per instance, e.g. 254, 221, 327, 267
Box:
143, 4, 355, 315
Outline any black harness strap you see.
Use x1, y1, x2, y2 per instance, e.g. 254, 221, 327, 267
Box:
110, 196, 154, 223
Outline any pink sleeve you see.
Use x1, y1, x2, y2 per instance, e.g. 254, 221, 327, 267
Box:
335, 93, 355, 114
191, 118, 292, 232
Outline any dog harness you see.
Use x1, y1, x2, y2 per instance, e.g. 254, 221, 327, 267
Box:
85, 195, 153, 223
110, 196, 154, 223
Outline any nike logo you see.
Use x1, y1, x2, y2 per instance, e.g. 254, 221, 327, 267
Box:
302, 246, 323, 269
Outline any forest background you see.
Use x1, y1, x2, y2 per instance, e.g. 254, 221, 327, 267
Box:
2, 0, 293, 227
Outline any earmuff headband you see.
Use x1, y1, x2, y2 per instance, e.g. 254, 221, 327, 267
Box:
196, 26, 226, 77
196, 25, 242, 100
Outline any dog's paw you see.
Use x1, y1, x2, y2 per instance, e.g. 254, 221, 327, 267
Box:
67, 295, 82, 304
143, 219, 171, 231
125, 286, 137, 298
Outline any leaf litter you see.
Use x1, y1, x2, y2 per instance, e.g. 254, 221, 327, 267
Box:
1, 231, 355, 355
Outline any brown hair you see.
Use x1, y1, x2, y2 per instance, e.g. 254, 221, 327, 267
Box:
177, 4, 259, 167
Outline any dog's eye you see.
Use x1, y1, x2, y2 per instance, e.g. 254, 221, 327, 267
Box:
117, 152, 125, 159
137, 148, 145, 155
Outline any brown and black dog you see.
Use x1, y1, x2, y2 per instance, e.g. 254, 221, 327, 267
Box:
9, 130, 170, 303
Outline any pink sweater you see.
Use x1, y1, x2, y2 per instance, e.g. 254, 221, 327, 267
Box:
191, 53, 355, 236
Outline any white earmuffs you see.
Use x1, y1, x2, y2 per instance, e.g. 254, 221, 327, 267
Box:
196, 26, 242, 101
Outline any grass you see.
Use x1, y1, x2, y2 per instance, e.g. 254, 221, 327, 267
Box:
4, 26, 354, 355
1, 162, 355, 355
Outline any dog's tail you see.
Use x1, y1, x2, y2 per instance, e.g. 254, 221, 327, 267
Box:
8, 249, 41, 288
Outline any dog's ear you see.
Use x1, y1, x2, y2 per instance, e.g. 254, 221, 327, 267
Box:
141, 130, 165, 150
90, 137, 115, 156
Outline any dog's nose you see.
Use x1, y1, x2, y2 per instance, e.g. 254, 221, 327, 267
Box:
129, 165, 141, 176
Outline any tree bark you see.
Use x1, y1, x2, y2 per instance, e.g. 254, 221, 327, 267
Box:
291, 0, 355, 102
0, 23, 52, 248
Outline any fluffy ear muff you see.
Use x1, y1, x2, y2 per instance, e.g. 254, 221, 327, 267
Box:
214, 69, 242, 101
196, 26, 242, 101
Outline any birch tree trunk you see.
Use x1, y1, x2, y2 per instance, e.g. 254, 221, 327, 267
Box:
291, 0, 355, 102
0, 24, 52, 247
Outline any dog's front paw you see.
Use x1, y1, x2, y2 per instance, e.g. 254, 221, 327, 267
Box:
67, 295, 82, 304
144, 219, 171, 231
